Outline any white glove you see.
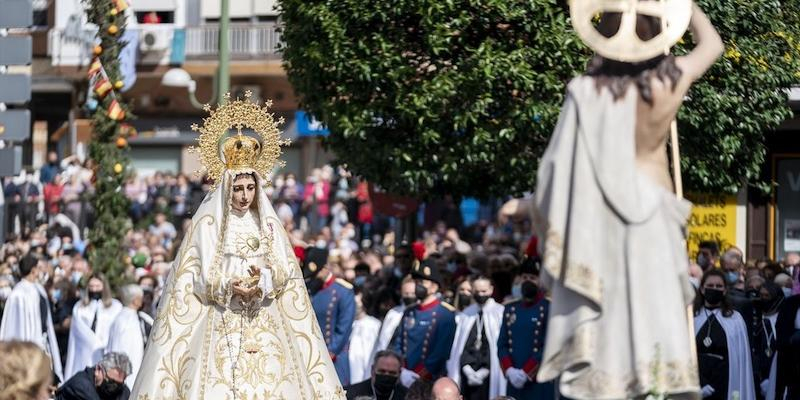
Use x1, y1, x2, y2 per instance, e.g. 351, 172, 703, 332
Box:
400, 368, 420, 388
506, 367, 528, 389
462, 365, 483, 386
475, 368, 490, 381
760, 379, 769, 397
701, 385, 715, 398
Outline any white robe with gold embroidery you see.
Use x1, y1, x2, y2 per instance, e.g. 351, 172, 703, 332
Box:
131, 170, 344, 399
533, 76, 699, 399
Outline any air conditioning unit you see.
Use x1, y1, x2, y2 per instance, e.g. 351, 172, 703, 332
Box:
232, 85, 262, 101
139, 28, 172, 53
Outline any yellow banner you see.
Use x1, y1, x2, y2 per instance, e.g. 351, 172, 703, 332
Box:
686, 194, 738, 258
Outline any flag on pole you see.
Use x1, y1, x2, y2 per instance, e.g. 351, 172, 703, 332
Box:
88, 58, 102, 78
107, 99, 125, 120
94, 77, 113, 98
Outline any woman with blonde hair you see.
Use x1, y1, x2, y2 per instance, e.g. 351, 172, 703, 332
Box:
0, 340, 52, 400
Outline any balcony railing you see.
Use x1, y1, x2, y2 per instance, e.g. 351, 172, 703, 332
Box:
184, 23, 281, 59
47, 23, 281, 66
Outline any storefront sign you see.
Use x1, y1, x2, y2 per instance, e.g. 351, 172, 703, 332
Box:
686, 193, 738, 258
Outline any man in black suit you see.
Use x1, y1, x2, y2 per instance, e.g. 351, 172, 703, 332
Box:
345, 350, 407, 400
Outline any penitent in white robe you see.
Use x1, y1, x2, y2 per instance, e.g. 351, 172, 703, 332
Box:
373, 305, 405, 354
349, 315, 382, 384
65, 298, 123, 379
694, 308, 756, 400
0, 279, 64, 382
107, 307, 149, 390
533, 76, 699, 399
131, 170, 344, 400
446, 299, 506, 398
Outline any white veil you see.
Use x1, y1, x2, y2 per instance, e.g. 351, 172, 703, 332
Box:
131, 169, 344, 399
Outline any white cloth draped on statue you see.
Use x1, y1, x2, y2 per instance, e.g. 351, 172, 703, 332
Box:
107, 307, 147, 390
0, 279, 64, 382
130, 170, 344, 400
446, 299, 506, 398
65, 298, 122, 379
533, 76, 699, 399
349, 315, 382, 384
694, 308, 755, 400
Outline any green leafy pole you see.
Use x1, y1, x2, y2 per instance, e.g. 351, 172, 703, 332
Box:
279, 0, 800, 199
85, 0, 133, 288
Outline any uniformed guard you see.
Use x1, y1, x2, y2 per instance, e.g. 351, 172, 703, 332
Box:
304, 246, 356, 386
497, 257, 555, 399
394, 256, 457, 388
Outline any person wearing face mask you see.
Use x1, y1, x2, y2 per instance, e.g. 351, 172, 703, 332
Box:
65, 273, 122, 380
0, 254, 64, 383
105, 285, 153, 390
696, 241, 721, 272
496, 257, 555, 399
52, 279, 79, 370
304, 246, 357, 386
393, 257, 457, 388
453, 278, 473, 312
694, 269, 756, 400
56, 352, 131, 400
769, 284, 800, 400
373, 277, 417, 355
345, 350, 408, 400
748, 282, 784, 400
348, 288, 382, 384
446, 275, 506, 399
0, 275, 13, 319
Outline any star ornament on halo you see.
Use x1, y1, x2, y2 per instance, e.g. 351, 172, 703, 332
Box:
190, 91, 289, 187
570, 0, 692, 62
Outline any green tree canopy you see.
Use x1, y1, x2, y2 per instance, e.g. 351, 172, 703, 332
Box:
279, 0, 800, 198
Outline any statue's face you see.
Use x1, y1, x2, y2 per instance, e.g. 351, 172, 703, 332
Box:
231, 174, 256, 212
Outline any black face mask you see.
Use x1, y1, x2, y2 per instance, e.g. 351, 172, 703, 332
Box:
373, 373, 398, 398
89, 291, 103, 301
97, 377, 124, 399
704, 288, 725, 305
415, 283, 428, 301
457, 293, 472, 308
746, 289, 760, 299
521, 281, 538, 299
401, 296, 417, 307
473, 294, 490, 305
306, 278, 324, 296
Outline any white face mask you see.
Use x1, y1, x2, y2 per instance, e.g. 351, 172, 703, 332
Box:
0, 286, 11, 300
783, 287, 793, 298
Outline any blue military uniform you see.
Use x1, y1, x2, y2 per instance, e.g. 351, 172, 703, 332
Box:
497, 293, 556, 399
393, 258, 457, 382
311, 274, 356, 385
394, 298, 456, 381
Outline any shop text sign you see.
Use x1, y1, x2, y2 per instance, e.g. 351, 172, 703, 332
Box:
686, 194, 737, 258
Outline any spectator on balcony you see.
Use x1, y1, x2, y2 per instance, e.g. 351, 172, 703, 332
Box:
44, 174, 65, 221
142, 11, 161, 24
61, 175, 85, 230
40, 151, 62, 185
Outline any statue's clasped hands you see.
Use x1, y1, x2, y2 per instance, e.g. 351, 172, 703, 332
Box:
231, 265, 263, 302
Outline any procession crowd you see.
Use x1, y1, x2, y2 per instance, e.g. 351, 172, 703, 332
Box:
0, 152, 799, 400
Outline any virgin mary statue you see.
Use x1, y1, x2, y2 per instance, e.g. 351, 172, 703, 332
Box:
131, 96, 345, 399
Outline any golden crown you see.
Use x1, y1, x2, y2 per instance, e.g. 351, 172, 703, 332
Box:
190, 91, 289, 187
222, 134, 261, 170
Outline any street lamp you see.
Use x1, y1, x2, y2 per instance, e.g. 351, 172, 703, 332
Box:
161, 0, 230, 108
